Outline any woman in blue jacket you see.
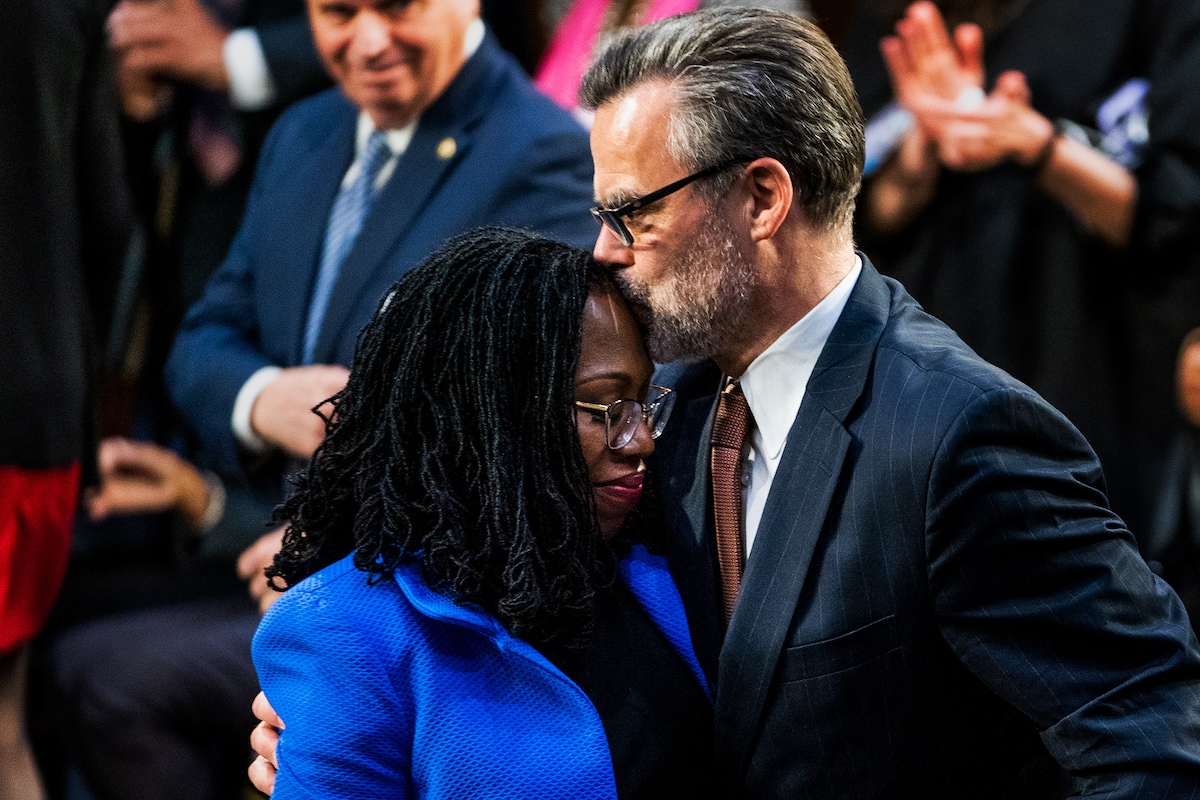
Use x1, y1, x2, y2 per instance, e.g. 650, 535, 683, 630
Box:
251, 227, 716, 799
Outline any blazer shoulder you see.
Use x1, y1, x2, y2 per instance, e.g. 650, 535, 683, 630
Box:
874, 277, 1030, 401
262, 87, 355, 153
472, 45, 589, 145
258, 554, 417, 652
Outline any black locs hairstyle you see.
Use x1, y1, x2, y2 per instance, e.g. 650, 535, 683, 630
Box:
268, 227, 614, 653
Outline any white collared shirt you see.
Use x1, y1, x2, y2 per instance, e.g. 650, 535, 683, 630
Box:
739, 257, 862, 553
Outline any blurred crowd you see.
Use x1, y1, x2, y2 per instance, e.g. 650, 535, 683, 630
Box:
2, 0, 1199, 798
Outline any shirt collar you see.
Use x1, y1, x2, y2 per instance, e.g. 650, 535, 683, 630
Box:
351, 18, 485, 157
354, 112, 416, 159
739, 256, 862, 460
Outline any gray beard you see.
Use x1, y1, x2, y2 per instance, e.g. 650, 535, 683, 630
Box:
616, 221, 757, 364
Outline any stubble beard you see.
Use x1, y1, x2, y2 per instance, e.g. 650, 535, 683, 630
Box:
616, 217, 757, 365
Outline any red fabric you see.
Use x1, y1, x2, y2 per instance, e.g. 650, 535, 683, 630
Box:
0, 463, 79, 652
534, 0, 703, 110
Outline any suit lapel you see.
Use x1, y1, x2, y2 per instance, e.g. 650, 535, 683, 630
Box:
652, 361, 726, 682
619, 544, 712, 698
310, 36, 508, 363
267, 97, 357, 367
715, 259, 894, 781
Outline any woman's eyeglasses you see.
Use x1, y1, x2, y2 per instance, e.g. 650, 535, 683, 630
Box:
575, 386, 676, 451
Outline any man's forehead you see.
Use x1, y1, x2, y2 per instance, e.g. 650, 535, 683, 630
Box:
596, 83, 675, 149
591, 82, 679, 203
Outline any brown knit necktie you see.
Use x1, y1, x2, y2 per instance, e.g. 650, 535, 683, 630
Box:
711, 380, 752, 624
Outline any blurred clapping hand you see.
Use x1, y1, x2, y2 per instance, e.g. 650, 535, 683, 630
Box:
106, 0, 232, 120
870, 0, 1136, 246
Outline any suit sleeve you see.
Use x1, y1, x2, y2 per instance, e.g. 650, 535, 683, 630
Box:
164, 120, 287, 478
253, 590, 413, 799
926, 386, 1200, 796
253, 16, 332, 107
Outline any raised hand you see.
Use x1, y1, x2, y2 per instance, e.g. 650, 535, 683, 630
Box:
915, 70, 1054, 173
881, 1, 985, 108
107, 0, 231, 92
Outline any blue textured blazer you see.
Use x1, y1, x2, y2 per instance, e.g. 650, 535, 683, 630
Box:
252, 545, 709, 799
654, 258, 1200, 798
165, 32, 596, 478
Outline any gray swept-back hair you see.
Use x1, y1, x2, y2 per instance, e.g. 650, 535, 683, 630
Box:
580, 8, 865, 231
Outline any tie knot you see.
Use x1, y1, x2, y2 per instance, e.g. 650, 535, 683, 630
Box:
712, 381, 750, 451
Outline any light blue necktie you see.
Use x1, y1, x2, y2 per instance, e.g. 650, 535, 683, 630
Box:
303, 130, 392, 363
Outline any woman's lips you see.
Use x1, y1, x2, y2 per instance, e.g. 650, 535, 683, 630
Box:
593, 472, 644, 513
595, 472, 644, 490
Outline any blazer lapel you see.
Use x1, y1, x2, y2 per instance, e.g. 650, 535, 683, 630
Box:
619, 544, 712, 699
653, 361, 726, 682
309, 36, 507, 364
265, 97, 357, 366
715, 258, 894, 782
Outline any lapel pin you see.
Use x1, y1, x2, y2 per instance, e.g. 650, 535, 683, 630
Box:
437, 137, 457, 160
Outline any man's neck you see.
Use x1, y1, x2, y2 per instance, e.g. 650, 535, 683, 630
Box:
714, 234, 857, 377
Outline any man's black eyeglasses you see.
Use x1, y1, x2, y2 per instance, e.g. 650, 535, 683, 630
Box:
591, 161, 741, 247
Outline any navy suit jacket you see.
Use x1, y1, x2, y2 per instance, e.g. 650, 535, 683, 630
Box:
654, 258, 1200, 798
165, 33, 595, 477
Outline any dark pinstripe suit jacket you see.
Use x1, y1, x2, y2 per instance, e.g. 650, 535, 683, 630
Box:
652, 258, 1200, 798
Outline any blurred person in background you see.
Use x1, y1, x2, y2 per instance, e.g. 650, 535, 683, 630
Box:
1144, 330, 1200, 630
846, 0, 1200, 536
41, 0, 331, 643
105, 0, 329, 324
533, 0, 809, 123
0, 1, 135, 798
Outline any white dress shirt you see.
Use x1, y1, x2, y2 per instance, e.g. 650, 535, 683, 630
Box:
740, 257, 862, 553
224, 29, 278, 112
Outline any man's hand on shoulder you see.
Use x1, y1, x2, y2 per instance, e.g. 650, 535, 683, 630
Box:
250, 364, 350, 460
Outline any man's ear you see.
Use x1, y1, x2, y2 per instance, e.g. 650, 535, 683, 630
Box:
742, 158, 793, 242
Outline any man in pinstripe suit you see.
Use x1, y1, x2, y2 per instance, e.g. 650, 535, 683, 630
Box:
581, 8, 1200, 798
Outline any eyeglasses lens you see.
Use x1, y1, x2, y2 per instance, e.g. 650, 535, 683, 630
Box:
604, 391, 676, 450
648, 390, 676, 438
607, 400, 641, 450
591, 208, 634, 247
